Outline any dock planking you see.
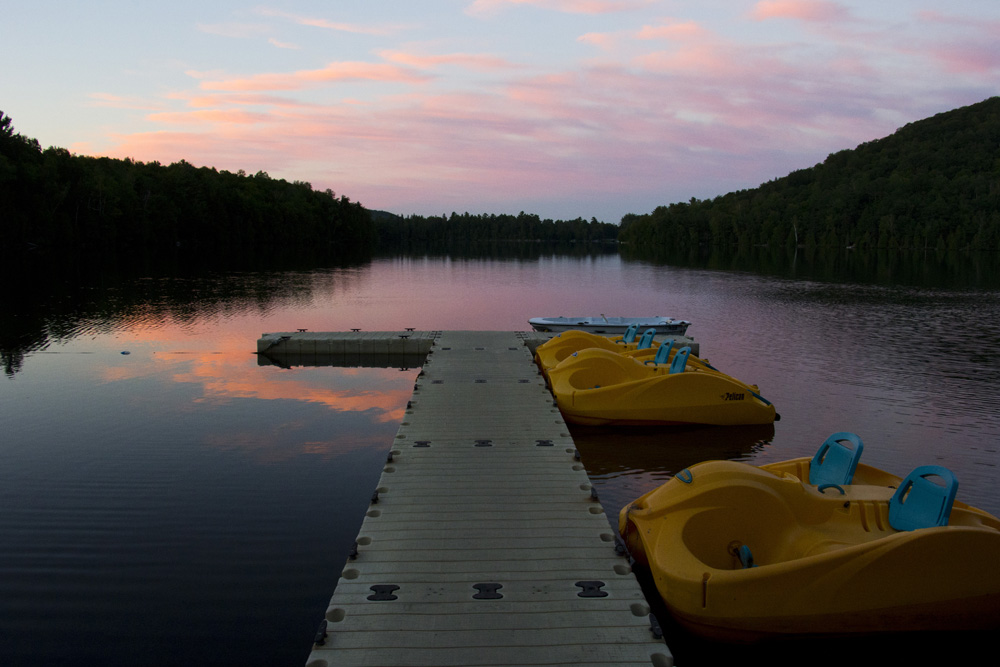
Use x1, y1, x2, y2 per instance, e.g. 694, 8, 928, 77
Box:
271, 331, 672, 666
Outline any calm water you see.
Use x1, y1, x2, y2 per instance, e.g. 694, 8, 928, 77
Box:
2, 251, 999, 665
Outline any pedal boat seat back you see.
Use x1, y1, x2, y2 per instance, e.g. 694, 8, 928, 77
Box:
889, 465, 958, 531
809, 432, 864, 487
615, 323, 640, 344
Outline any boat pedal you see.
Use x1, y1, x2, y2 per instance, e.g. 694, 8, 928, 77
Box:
613, 534, 628, 557
473, 583, 503, 599
367, 585, 399, 601
648, 613, 664, 640
575, 581, 608, 598
314, 619, 329, 645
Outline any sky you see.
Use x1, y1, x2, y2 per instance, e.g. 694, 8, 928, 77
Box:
2, 1, 998, 223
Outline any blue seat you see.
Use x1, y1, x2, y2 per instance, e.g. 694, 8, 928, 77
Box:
668, 346, 691, 374
809, 432, 864, 486
889, 466, 958, 531
615, 324, 639, 344
636, 328, 656, 350
645, 339, 675, 366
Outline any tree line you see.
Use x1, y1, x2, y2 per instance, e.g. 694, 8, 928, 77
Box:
2, 112, 373, 259
372, 210, 618, 248
620, 97, 1000, 252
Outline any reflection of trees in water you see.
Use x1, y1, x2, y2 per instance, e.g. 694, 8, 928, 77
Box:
375, 239, 619, 261
0, 250, 370, 377
621, 244, 1000, 291
1, 242, 616, 376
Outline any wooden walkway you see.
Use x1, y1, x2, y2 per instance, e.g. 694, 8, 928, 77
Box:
303, 331, 672, 666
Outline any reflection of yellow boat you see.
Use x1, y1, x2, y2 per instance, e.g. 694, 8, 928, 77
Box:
547, 346, 775, 426
618, 434, 1000, 640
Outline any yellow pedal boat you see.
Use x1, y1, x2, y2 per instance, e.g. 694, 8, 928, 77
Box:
618, 433, 1000, 640
534, 327, 653, 372
535, 328, 715, 377
546, 346, 775, 426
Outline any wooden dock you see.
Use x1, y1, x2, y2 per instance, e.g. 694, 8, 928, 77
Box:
290, 331, 673, 666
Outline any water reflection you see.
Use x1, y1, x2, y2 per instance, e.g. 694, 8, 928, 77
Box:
0, 323, 419, 666
624, 244, 1000, 290
570, 423, 775, 515
3, 249, 999, 665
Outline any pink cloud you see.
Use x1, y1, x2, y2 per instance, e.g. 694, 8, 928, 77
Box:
580, 19, 706, 53
467, 0, 652, 17
637, 20, 706, 40
926, 44, 1000, 74
577, 32, 616, 50
750, 0, 851, 23
147, 109, 273, 125
178, 92, 329, 112
255, 8, 405, 36
268, 38, 300, 50
200, 62, 430, 92
196, 22, 269, 39
913, 11, 1000, 74
379, 50, 519, 71
88, 93, 166, 111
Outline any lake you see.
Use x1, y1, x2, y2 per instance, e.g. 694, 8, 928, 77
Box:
2, 248, 999, 665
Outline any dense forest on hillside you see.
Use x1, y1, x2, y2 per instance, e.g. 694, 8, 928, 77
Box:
373, 210, 618, 248
620, 97, 1000, 252
1, 113, 374, 259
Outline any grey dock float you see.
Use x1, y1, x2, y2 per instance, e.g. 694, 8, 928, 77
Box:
256, 330, 697, 368
303, 331, 673, 667
257, 330, 440, 368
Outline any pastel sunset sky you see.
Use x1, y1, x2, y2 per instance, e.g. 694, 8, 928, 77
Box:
3, 1, 997, 222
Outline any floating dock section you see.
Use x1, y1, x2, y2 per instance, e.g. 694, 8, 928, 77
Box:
288, 331, 672, 666
257, 330, 440, 368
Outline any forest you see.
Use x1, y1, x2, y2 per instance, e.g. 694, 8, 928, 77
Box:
620, 97, 1000, 252
1, 112, 373, 260
372, 210, 619, 248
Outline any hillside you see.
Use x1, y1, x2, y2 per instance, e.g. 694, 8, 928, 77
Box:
1, 113, 374, 258
620, 97, 1000, 252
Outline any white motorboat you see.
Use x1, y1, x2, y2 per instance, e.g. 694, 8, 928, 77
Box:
527, 315, 691, 336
